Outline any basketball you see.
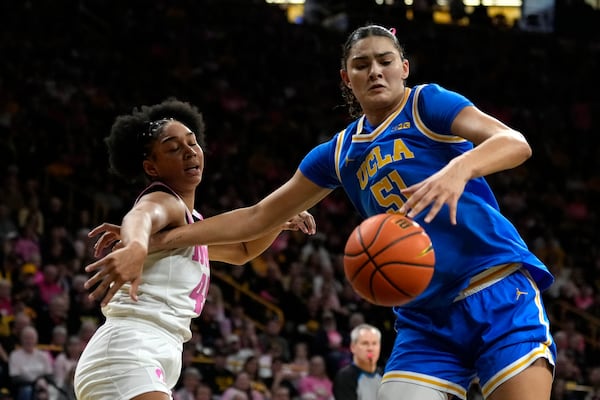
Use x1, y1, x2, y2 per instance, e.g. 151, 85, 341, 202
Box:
343, 213, 435, 307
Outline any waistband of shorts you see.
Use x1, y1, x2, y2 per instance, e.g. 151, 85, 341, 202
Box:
453, 263, 522, 302
104, 316, 183, 344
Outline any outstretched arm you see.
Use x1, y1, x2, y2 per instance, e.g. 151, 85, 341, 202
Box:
85, 172, 329, 305
156, 171, 329, 249
208, 211, 316, 264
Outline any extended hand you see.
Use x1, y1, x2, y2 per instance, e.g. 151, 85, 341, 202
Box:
399, 163, 469, 225
88, 222, 122, 258
282, 211, 316, 235
84, 241, 147, 306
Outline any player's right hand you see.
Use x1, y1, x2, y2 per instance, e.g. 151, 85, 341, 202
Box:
84, 241, 147, 306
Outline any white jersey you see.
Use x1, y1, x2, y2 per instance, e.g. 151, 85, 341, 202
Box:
103, 182, 210, 343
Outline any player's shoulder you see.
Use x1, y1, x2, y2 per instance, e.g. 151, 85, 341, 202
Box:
413, 82, 453, 97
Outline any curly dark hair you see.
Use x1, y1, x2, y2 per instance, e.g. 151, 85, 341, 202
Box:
105, 98, 206, 182
340, 24, 406, 119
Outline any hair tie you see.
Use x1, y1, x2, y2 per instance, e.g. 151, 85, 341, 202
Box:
138, 118, 173, 158
389, 27, 396, 35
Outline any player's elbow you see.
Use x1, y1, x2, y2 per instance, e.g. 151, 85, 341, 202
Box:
508, 130, 532, 164
226, 256, 251, 266
515, 134, 533, 162
227, 243, 254, 265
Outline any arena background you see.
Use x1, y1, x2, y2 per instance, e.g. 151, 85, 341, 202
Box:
0, 1, 599, 398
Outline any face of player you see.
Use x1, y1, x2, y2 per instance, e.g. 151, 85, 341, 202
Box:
341, 35, 409, 122
143, 121, 204, 190
351, 329, 381, 369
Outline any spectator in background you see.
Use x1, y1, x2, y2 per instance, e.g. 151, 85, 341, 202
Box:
221, 371, 266, 400
8, 325, 53, 400
258, 317, 290, 362
34, 294, 70, 345
17, 197, 44, 237
297, 355, 333, 400
52, 335, 82, 391
265, 357, 300, 400
0, 342, 9, 393
1, 312, 32, 354
257, 340, 286, 382
174, 367, 203, 400
194, 383, 214, 400
313, 311, 350, 376
585, 365, 600, 400
272, 385, 293, 400
288, 341, 310, 385
241, 356, 271, 399
203, 350, 236, 397
226, 333, 256, 374
0, 204, 18, 244
13, 221, 41, 265
0, 280, 13, 324
47, 325, 68, 359
34, 263, 66, 308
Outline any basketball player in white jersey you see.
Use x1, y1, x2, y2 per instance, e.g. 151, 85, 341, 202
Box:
74, 99, 315, 400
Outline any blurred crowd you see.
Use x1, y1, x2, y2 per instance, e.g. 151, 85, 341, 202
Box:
0, 1, 599, 399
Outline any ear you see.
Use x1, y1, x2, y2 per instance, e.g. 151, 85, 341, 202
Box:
340, 69, 351, 88
401, 58, 410, 80
143, 160, 159, 178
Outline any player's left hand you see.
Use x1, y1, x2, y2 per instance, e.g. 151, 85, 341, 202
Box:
399, 163, 469, 225
282, 211, 316, 235
88, 222, 122, 258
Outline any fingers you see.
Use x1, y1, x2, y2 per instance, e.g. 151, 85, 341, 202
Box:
294, 211, 316, 234
84, 258, 104, 276
129, 278, 140, 302
301, 211, 316, 234
85, 273, 109, 302
88, 223, 108, 238
100, 281, 123, 307
400, 184, 450, 223
423, 199, 444, 224
448, 199, 458, 225
88, 222, 120, 238
93, 234, 120, 258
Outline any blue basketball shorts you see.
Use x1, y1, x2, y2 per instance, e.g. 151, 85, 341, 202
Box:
381, 267, 556, 399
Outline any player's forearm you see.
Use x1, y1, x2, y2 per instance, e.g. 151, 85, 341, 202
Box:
242, 228, 284, 258
121, 209, 152, 251
458, 130, 532, 179
158, 207, 271, 249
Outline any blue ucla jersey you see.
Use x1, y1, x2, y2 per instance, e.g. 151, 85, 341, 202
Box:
299, 83, 554, 309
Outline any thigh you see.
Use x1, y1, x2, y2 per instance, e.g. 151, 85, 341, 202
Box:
487, 359, 553, 400
132, 392, 172, 400
378, 380, 449, 400
385, 304, 480, 400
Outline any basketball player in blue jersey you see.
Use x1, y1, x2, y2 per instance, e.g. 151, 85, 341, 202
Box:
74, 99, 315, 400
86, 25, 555, 400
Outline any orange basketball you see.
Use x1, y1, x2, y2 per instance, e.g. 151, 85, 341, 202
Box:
343, 213, 435, 307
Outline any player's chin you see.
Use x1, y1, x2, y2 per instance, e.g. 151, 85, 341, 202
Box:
364, 93, 393, 107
